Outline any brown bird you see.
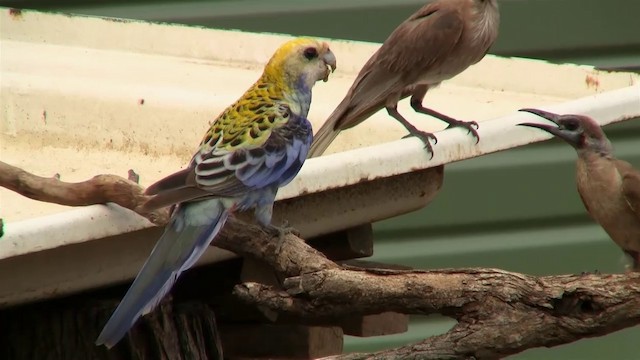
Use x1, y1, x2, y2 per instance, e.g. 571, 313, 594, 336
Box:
308, 0, 500, 158
518, 108, 640, 271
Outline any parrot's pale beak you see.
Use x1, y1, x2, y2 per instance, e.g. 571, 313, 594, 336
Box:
321, 49, 337, 82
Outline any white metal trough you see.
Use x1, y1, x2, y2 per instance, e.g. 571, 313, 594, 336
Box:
1, 9, 639, 308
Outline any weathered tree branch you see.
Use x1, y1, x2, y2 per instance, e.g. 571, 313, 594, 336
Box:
234, 271, 640, 359
0, 160, 169, 225
3, 161, 640, 359
216, 220, 338, 277
213, 222, 640, 359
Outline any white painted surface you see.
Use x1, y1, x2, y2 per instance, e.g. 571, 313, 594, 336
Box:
0, 9, 639, 305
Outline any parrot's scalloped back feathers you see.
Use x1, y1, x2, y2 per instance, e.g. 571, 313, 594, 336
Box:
96, 37, 335, 348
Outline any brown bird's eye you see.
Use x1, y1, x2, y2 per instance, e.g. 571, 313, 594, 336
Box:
563, 121, 580, 131
303, 47, 318, 60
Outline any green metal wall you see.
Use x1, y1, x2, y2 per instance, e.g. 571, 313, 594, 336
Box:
4, 0, 640, 358
4, 0, 640, 71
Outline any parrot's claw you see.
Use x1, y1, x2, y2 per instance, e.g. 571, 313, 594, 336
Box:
445, 119, 480, 144
263, 221, 299, 254
402, 130, 438, 159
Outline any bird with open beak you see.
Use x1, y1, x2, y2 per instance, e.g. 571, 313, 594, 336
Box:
519, 108, 640, 271
308, 0, 500, 158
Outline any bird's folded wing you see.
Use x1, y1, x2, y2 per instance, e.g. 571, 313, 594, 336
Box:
143, 114, 307, 210
337, 4, 464, 130
615, 159, 640, 220
622, 171, 640, 220
376, 3, 464, 74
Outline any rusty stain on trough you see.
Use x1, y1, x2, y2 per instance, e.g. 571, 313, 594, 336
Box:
8, 8, 22, 19
585, 74, 600, 91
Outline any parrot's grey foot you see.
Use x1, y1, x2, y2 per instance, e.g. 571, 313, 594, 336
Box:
445, 119, 480, 144
263, 221, 299, 254
402, 130, 438, 159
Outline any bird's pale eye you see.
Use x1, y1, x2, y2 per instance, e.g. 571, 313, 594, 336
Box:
303, 47, 318, 60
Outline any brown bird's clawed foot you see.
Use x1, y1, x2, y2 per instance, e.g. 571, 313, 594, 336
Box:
444, 119, 481, 144
386, 105, 438, 159
402, 129, 438, 159
410, 100, 481, 144
263, 220, 299, 254
623, 250, 640, 272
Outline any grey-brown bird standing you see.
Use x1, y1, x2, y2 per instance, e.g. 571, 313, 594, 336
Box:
519, 108, 640, 271
309, 0, 500, 158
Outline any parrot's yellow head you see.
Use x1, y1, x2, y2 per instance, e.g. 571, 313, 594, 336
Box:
263, 37, 337, 92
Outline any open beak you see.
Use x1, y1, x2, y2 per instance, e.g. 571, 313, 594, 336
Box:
517, 108, 563, 137
321, 48, 337, 82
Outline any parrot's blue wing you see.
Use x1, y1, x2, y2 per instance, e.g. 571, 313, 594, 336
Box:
143, 114, 311, 211
196, 113, 312, 193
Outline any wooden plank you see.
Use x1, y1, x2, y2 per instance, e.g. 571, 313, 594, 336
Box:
309, 224, 374, 261
240, 258, 280, 286
340, 259, 413, 271
220, 324, 343, 359
341, 312, 409, 337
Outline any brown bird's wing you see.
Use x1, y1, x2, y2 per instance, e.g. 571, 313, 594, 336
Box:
308, 2, 464, 157
616, 160, 640, 220
576, 189, 592, 215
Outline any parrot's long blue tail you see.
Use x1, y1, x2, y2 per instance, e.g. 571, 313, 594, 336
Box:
96, 199, 229, 348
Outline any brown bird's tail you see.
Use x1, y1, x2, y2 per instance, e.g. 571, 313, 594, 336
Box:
308, 97, 352, 158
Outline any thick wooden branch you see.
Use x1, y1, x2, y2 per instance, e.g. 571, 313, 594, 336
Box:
0, 160, 169, 225
216, 219, 338, 277
234, 270, 640, 359
212, 218, 640, 358
3, 161, 640, 359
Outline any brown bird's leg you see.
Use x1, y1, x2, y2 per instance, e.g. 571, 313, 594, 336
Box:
624, 249, 640, 272
386, 105, 438, 158
409, 86, 480, 143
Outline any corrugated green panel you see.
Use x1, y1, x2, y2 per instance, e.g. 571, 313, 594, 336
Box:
375, 120, 640, 232
5, 0, 640, 69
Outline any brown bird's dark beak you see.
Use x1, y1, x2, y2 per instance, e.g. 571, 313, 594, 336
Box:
517, 108, 576, 143
519, 108, 561, 124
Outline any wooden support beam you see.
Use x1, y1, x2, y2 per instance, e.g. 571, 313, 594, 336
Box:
340, 312, 409, 337
241, 258, 281, 287
308, 224, 374, 261
339, 259, 413, 271
220, 324, 343, 359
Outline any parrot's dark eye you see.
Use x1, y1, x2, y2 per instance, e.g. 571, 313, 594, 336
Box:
562, 120, 580, 132
303, 47, 318, 60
